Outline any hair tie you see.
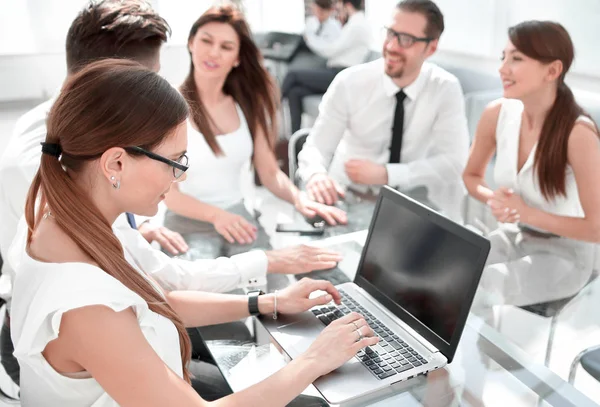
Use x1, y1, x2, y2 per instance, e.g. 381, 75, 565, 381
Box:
41, 142, 62, 158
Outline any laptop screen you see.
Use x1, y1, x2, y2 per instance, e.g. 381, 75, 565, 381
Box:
355, 191, 486, 351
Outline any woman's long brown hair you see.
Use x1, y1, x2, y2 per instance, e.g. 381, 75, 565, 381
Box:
180, 4, 278, 155
24, 59, 192, 382
509, 21, 599, 200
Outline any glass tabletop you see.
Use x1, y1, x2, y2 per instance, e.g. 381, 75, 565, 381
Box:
186, 190, 598, 407
181, 188, 599, 406
199, 231, 597, 406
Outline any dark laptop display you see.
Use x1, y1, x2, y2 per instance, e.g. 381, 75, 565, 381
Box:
354, 187, 490, 362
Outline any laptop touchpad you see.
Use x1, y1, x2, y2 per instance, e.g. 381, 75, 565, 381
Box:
276, 313, 323, 354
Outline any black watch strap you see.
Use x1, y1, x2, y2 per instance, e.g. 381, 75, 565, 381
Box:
248, 290, 265, 316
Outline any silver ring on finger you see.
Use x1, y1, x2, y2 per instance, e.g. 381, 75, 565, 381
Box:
355, 327, 363, 342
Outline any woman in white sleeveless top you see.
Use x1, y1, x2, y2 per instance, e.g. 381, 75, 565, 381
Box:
11, 59, 378, 406
463, 21, 600, 314
163, 5, 347, 258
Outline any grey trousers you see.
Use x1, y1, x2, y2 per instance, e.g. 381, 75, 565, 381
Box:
473, 223, 596, 312
163, 202, 272, 259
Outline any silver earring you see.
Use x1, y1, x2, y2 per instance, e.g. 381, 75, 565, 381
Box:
111, 177, 120, 190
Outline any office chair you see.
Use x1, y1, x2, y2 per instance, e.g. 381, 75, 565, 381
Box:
287, 128, 311, 187
0, 382, 19, 405
514, 271, 598, 367
569, 345, 600, 384
0, 302, 19, 405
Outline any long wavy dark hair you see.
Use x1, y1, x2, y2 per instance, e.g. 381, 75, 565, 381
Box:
180, 4, 278, 156
25, 59, 192, 382
509, 21, 598, 200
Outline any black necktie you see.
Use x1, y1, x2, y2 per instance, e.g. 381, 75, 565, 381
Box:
126, 212, 137, 229
315, 22, 324, 36
389, 90, 407, 164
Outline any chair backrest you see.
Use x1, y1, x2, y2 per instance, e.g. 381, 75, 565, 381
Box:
438, 65, 502, 95
577, 95, 600, 127
364, 50, 382, 62
288, 128, 311, 186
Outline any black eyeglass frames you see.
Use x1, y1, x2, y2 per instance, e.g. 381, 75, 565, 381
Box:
383, 27, 433, 48
125, 146, 189, 179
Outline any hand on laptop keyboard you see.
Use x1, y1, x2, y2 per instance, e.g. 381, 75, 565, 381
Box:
298, 312, 379, 377
311, 289, 428, 380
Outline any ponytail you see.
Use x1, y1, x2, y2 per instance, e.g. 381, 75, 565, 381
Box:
534, 81, 582, 200
25, 59, 192, 382
508, 20, 600, 201
26, 151, 192, 383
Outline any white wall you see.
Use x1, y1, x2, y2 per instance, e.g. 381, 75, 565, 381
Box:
365, 0, 600, 98
2, 0, 600, 102
0, 0, 305, 102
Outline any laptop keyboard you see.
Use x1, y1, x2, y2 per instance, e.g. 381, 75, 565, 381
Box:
311, 289, 427, 380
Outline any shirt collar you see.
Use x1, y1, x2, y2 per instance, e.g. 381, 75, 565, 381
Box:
382, 62, 431, 101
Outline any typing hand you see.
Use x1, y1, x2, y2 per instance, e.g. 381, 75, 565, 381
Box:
212, 210, 258, 244
276, 278, 342, 314
294, 192, 348, 225
306, 173, 345, 206
265, 245, 343, 274
344, 159, 388, 185
137, 223, 189, 255
299, 312, 378, 377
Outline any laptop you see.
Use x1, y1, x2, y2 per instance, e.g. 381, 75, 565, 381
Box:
254, 31, 303, 62
260, 186, 490, 404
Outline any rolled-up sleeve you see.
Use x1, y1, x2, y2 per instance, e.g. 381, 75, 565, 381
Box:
297, 72, 349, 182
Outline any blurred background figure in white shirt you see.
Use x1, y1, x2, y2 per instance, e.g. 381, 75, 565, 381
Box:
281, 0, 371, 134
304, 0, 342, 47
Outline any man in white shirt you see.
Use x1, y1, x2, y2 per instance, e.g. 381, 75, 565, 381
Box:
298, 0, 469, 220
0, 0, 342, 391
304, 0, 342, 46
281, 0, 371, 133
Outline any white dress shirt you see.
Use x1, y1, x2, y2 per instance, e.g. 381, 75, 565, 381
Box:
0, 99, 269, 301
0, 99, 53, 302
298, 59, 469, 217
304, 15, 342, 48
305, 11, 371, 68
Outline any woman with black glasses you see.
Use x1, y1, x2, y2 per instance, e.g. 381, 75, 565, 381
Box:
10, 59, 378, 406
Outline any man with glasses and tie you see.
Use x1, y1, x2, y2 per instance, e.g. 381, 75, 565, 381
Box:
297, 0, 469, 220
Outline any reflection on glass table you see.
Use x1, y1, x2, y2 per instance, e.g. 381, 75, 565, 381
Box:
198, 227, 598, 406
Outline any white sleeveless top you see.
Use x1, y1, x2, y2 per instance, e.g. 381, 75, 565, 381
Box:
494, 98, 591, 221
178, 102, 253, 209
9, 221, 183, 407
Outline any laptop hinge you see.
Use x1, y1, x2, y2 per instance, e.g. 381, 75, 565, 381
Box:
355, 285, 440, 354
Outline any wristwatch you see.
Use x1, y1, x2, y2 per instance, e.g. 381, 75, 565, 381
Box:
247, 289, 265, 316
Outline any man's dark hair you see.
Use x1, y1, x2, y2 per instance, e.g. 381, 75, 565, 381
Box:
66, 0, 171, 73
397, 0, 444, 39
314, 0, 334, 10
342, 0, 363, 11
